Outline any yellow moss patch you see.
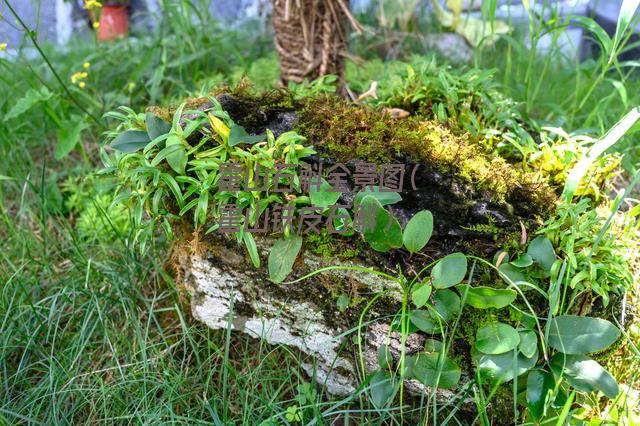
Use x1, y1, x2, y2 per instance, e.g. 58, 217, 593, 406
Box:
298, 95, 556, 210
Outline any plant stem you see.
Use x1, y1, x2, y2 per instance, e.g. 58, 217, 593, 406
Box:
2, 0, 102, 127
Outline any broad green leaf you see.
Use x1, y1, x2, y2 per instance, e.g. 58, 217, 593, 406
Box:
457, 285, 517, 309
4, 87, 52, 121
548, 316, 620, 355
431, 252, 467, 288
476, 323, 520, 355
412, 281, 432, 308
527, 236, 556, 272
55, 117, 89, 160
406, 352, 461, 389
410, 310, 438, 334
146, 112, 171, 140
309, 178, 341, 208
403, 210, 433, 253
518, 330, 538, 358
360, 195, 403, 252
369, 371, 398, 408
110, 130, 151, 153
228, 123, 264, 146
165, 134, 187, 174
354, 186, 402, 207
527, 370, 554, 420
473, 347, 538, 383
433, 289, 460, 320
243, 232, 260, 268
550, 354, 619, 399
268, 235, 302, 283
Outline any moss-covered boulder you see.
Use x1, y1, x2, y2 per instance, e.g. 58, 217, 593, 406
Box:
142, 89, 560, 422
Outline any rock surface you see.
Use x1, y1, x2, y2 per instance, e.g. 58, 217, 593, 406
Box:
178, 234, 477, 416
180, 236, 403, 396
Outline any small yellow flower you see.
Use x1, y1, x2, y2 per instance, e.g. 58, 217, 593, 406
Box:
127, 82, 136, 91
92, 21, 100, 29
71, 71, 88, 84
83, 62, 91, 70
0, 43, 7, 52
78, 82, 86, 89
83, 0, 102, 11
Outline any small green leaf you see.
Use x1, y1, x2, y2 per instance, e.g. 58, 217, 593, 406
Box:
110, 130, 151, 153
336, 294, 349, 312
527, 236, 556, 272
406, 352, 461, 389
243, 232, 260, 268
268, 235, 303, 283
457, 285, 517, 309
519, 330, 538, 358
473, 347, 538, 383
433, 289, 460, 320
146, 112, 171, 140
498, 263, 527, 284
165, 134, 187, 174
353, 186, 402, 207
4, 87, 52, 121
550, 354, 619, 399
548, 316, 620, 355
424, 339, 444, 353
412, 281, 432, 308
55, 117, 89, 160
360, 195, 403, 252
431, 253, 467, 289
403, 210, 433, 253
475, 323, 520, 355
228, 123, 264, 146
309, 178, 341, 208
369, 371, 398, 408
510, 253, 533, 268
410, 310, 438, 334
527, 369, 554, 420
377, 345, 392, 369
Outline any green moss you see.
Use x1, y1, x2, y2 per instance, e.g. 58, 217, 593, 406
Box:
305, 230, 362, 259
297, 95, 556, 211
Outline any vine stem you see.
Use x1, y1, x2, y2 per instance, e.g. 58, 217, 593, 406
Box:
2, 0, 102, 127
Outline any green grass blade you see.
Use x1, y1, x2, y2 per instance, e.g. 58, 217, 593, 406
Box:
562, 106, 640, 201
610, 0, 640, 64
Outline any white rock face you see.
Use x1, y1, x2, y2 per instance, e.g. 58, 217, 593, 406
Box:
187, 251, 379, 395
180, 242, 475, 408
188, 253, 357, 395
181, 238, 413, 393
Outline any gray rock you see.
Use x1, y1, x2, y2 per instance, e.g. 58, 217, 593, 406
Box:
178, 233, 474, 403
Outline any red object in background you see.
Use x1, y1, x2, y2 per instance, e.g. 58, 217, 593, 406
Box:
98, 5, 128, 41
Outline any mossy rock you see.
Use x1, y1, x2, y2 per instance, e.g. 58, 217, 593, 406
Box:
155, 87, 560, 424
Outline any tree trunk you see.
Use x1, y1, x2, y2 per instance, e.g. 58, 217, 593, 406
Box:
271, 0, 354, 86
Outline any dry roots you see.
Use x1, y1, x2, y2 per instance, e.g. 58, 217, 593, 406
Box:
271, 0, 361, 85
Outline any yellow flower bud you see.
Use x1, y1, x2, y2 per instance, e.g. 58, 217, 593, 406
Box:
79, 82, 86, 89
83, 62, 91, 70
0, 43, 7, 52
92, 21, 100, 29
